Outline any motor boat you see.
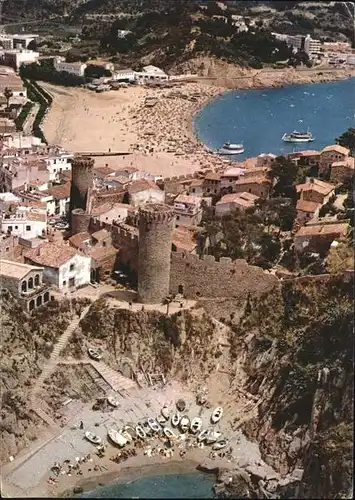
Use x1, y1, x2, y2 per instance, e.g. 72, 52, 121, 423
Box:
206, 430, 222, 444
197, 429, 209, 442
135, 425, 146, 439
218, 142, 244, 155
147, 418, 162, 433
107, 396, 120, 408
212, 439, 229, 450
190, 417, 203, 434
176, 399, 186, 412
282, 130, 314, 143
161, 405, 170, 420
211, 407, 223, 424
180, 415, 190, 433
85, 431, 102, 445
163, 427, 176, 440
87, 347, 102, 361
171, 413, 180, 427
108, 429, 127, 447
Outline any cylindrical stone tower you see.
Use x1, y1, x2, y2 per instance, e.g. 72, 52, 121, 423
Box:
138, 203, 175, 304
71, 208, 91, 235
69, 155, 94, 218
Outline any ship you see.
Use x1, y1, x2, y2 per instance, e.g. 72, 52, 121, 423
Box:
282, 130, 314, 143
218, 142, 245, 155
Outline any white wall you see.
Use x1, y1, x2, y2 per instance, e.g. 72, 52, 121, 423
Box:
130, 188, 165, 207
45, 155, 73, 181
1, 217, 46, 238
53, 253, 91, 290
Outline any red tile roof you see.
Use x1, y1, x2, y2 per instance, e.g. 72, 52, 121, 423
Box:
296, 199, 321, 213
25, 242, 80, 268
128, 179, 161, 194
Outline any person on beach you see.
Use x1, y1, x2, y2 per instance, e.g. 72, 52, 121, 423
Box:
79, 421, 84, 430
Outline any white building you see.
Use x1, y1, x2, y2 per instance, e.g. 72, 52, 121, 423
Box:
0, 35, 14, 50
24, 242, 91, 290
117, 30, 132, 39
44, 152, 73, 182
304, 34, 321, 59
112, 69, 136, 82
173, 194, 203, 226
12, 34, 39, 49
1, 206, 47, 239
53, 57, 87, 77
127, 179, 165, 207
2, 49, 40, 70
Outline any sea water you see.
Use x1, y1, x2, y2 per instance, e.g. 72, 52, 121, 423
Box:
193, 77, 355, 160
81, 472, 215, 498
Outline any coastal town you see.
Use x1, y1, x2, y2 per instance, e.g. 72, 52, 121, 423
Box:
0, 2, 354, 499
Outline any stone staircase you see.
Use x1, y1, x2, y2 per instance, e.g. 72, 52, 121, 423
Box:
30, 399, 57, 428
90, 360, 137, 396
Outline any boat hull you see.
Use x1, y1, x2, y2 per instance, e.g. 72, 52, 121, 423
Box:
282, 137, 314, 143
218, 148, 244, 155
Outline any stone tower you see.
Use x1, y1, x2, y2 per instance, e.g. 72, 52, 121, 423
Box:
138, 203, 175, 304
69, 155, 94, 230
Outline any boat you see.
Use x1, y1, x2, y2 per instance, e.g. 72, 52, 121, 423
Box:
108, 429, 127, 447
176, 399, 186, 412
121, 430, 133, 442
147, 418, 162, 433
180, 415, 190, 433
206, 430, 222, 444
85, 431, 102, 445
88, 347, 102, 361
190, 417, 203, 434
135, 425, 146, 439
197, 429, 209, 442
211, 407, 223, 424
157, 414, 167, 424
161, 405, 170, 420
163, 427, 176, 440
282, 130, 314, 143
218, 142, 244, 155
171, 413, 180, 427
212, 439, 229, 450
107, 396, 120, 408
123, 425, 136, 439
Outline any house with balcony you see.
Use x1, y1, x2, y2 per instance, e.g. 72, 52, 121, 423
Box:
173, 194, 203, 226
1, 206, 47, 238
0, 259, 52, 312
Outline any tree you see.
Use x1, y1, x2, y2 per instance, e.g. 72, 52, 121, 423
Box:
267, 156, 305, 201
4, 87, 13, 109
336, 128, 355, 156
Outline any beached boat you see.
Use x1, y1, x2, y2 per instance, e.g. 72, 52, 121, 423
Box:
176, 399, 186, 412
157, 414, 167, 424
218, 142, 244, 155
87, 347, 102, 361
123, 425, 136, 439
206, 430, 222, 444
85, 431, 102, 445
161, 405, 170, 420
282, 130, 314, 143
163, 427, 176, 440
108, 429, 127, 447
190, 417, 202, 434
107, 396, 120, 408
171, 413, 180, 427
197, 429, 209, 442
135, 425, 146, 439
212, 439, 229, 450
121, 430, 133, 442
147, 418, 162, 433
211, 407, 223, 424
180, 415, 190, 433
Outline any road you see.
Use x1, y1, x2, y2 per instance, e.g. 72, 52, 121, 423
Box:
22, 103, 39, 136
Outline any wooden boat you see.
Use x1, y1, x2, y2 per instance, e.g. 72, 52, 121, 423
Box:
171, 413, 180, 427
123, 425, 136, 439
88, 347, 102, 361
211, 407, 223, 424
85, 431, 102, 445
212, 439, 229, 450
163, 427, 176, 439
161, 405, 170, 419
107, 396, 120, 408
190, 417, 202, 434
180, 415, 190, 433
108, 429, 127, 447
148, 418, 162, 433
135, 425, 146, 439
121, 430, 133, 442
197, 429, 209, 442
157, 414, 166, 424
176, 399, 186, 412
206, 430, 222, 444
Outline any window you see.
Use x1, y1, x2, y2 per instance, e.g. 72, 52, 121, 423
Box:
69, 277, 75, 288
26, 225, 31, 231
103, 241, 106, 247
248, 189, 251, 193
192, 188, 195, 193
8, 226, 12, 231
34, 274, 40, 286
15, 226, 18, 230
176, 215, 180, 220
70, 264, 75, 271
5, 246, 9, 252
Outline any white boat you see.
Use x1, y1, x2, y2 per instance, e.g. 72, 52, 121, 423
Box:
161, 405, 170, 419
282, 130, 314, 143
163, 427, 176, 439
211, 407, 223, 424
197, 429, 209, 442
107, 396, 120, 408
171, 413, 180, 427
108, 429, 127, 447
135, 425, 146, 439
218, 142, 244, 155
147, 418, 162, 433
190, 417, 202, 434
88, 347, 102, 361
85, 431, 102, 445
206, 430, 222, 444
121, 430, 133, 442
212, 439, 229, 450
124, 425, 136, 439
180, 415, 190, 433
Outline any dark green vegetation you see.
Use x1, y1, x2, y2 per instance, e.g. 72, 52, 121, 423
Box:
336, 127, 355, 156
20, 79, 53, 143
20, 60, 85, 87
14, 101, 34, 131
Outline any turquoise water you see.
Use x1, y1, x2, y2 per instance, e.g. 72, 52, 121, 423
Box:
193, 77, 355, 160
81, 472, 215, 498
